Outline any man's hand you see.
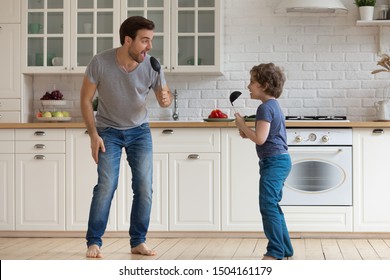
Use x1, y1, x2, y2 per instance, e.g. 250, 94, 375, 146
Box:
157, 89, 172, 107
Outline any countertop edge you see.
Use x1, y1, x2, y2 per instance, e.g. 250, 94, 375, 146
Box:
1, 121, 390, 129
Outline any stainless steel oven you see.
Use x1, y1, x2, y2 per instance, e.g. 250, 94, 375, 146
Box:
280, 125, 352, 206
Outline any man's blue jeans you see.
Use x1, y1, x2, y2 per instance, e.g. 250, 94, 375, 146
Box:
259, 153, 293, 259
86, 123, 153, 248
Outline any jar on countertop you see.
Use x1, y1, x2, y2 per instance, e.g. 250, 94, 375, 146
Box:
374, 4, 389, 20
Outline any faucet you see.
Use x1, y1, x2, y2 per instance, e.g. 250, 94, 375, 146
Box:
172, 89, 179, 120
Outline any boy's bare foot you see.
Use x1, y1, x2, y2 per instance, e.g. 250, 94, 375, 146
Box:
131, 243, 156, 256
262, 255, 278, 260
86, 244, 103, 258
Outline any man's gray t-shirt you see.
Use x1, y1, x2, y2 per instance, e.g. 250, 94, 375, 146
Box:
85, 48, 166, 129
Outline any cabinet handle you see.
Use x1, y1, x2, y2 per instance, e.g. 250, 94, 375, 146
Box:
34, 144, 46, 149
34, 131, 46, 136
188, 154, 200, 160
162, 129, 174, 134
373, 129, 384, 134
34, 155, 46, 160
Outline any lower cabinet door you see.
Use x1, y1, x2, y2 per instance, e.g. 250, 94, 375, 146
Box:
169, 153, 220, 231
0, 154, 14, 230
15, 154, 65, 230
221, 128, 262, 231
117, 153, 169, 231
65, 129, 116, 231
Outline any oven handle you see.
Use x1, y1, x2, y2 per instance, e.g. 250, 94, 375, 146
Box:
289, 147, 343, 154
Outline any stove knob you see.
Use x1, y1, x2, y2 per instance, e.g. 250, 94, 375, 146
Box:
322, 135, 330, 143
308, 133, 317, 141
295, 135, 303, 143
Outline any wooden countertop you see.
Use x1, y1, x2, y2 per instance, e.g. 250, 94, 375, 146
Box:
1, 120, 390, 129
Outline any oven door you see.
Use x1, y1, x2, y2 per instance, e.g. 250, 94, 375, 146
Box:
280, 146, 352, 206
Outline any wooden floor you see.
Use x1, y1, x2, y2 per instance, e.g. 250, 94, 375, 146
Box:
2, 237, 390, 260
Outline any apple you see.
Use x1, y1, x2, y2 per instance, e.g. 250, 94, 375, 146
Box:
42, 111, 52, 118
36, 112, 42, 118
52, 111, 64, 118
62, 111, 70, 117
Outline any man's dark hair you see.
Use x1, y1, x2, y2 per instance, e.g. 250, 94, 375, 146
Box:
119, 16, 155, 45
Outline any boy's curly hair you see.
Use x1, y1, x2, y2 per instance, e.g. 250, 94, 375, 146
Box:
250, 63, 286, 98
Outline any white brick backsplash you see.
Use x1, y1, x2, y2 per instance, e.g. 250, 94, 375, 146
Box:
28, 0, 390, 122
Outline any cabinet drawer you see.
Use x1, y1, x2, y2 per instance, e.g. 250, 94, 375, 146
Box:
0, 112, 20, 122
0, 99, 20, 111
152, 128, 220, 152
15, 129, 65, 140
0, 141, 14, 153
16, 141, 65, 153
0, 129, 14, 140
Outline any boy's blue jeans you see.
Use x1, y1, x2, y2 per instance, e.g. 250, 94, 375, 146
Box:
86, 123, 153, 248
259, 153, 293, 259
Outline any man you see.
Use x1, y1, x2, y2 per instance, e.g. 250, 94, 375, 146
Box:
80, 16, 172, 258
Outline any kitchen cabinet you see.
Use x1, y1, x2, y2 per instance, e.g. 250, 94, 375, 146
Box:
21, 0, 120, 73
123, 0, 223, 73
0, 130, 15, 230
0, 0, 20, 23
117, 153, 169, 231
15, 129, 65, 230
0, 99, 21, 123
0, 24, 21, 122
221, 128, 262, 231
152, 127, 221, 230
221, 128, 353, 232
353, 128, 390, 232
66, 128, 167, 231
65, 129, 116, 231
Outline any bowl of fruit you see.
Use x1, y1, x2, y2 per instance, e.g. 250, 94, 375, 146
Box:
204, 109, 234, 122
36, 110, 71, 122
40, 90, 66, 106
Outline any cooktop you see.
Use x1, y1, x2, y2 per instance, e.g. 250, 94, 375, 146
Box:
285, 116, 348, 121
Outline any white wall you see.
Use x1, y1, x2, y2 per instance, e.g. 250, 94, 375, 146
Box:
32, 0, 390, 122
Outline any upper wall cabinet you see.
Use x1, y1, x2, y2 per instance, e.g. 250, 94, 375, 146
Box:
0, 0, 21, 23
21, 0, 120, 74
122, 0, 223, 73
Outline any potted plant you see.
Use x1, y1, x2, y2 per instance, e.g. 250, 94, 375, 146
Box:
355, 0, 376, 21
92, 97, 98, 111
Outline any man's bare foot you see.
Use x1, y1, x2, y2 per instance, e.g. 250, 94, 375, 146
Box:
131, 243, 156, 256
86, 244, 103, 258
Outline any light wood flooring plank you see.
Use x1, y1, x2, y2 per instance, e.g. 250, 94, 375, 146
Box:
252, 238, 267, 258
2, 237, 390, 260
368, 239, 390, 260
290, 239, 306, 260
351, 239, 378, 260
1, 238, 51, 260
337, 239, 362, 260
321, 239, 343, 260
212, 238, 241, 260
304, 239, 325, 260
144, 238, 181, 260
233, 239, 259, 260
31, 238, 85, 260
176, 238, 210, 260
102, 238, 135, 260
195, 238, 227, 260
158, 238, 196, 260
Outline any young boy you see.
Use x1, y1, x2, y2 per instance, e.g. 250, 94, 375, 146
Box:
234, 63, 293, 260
